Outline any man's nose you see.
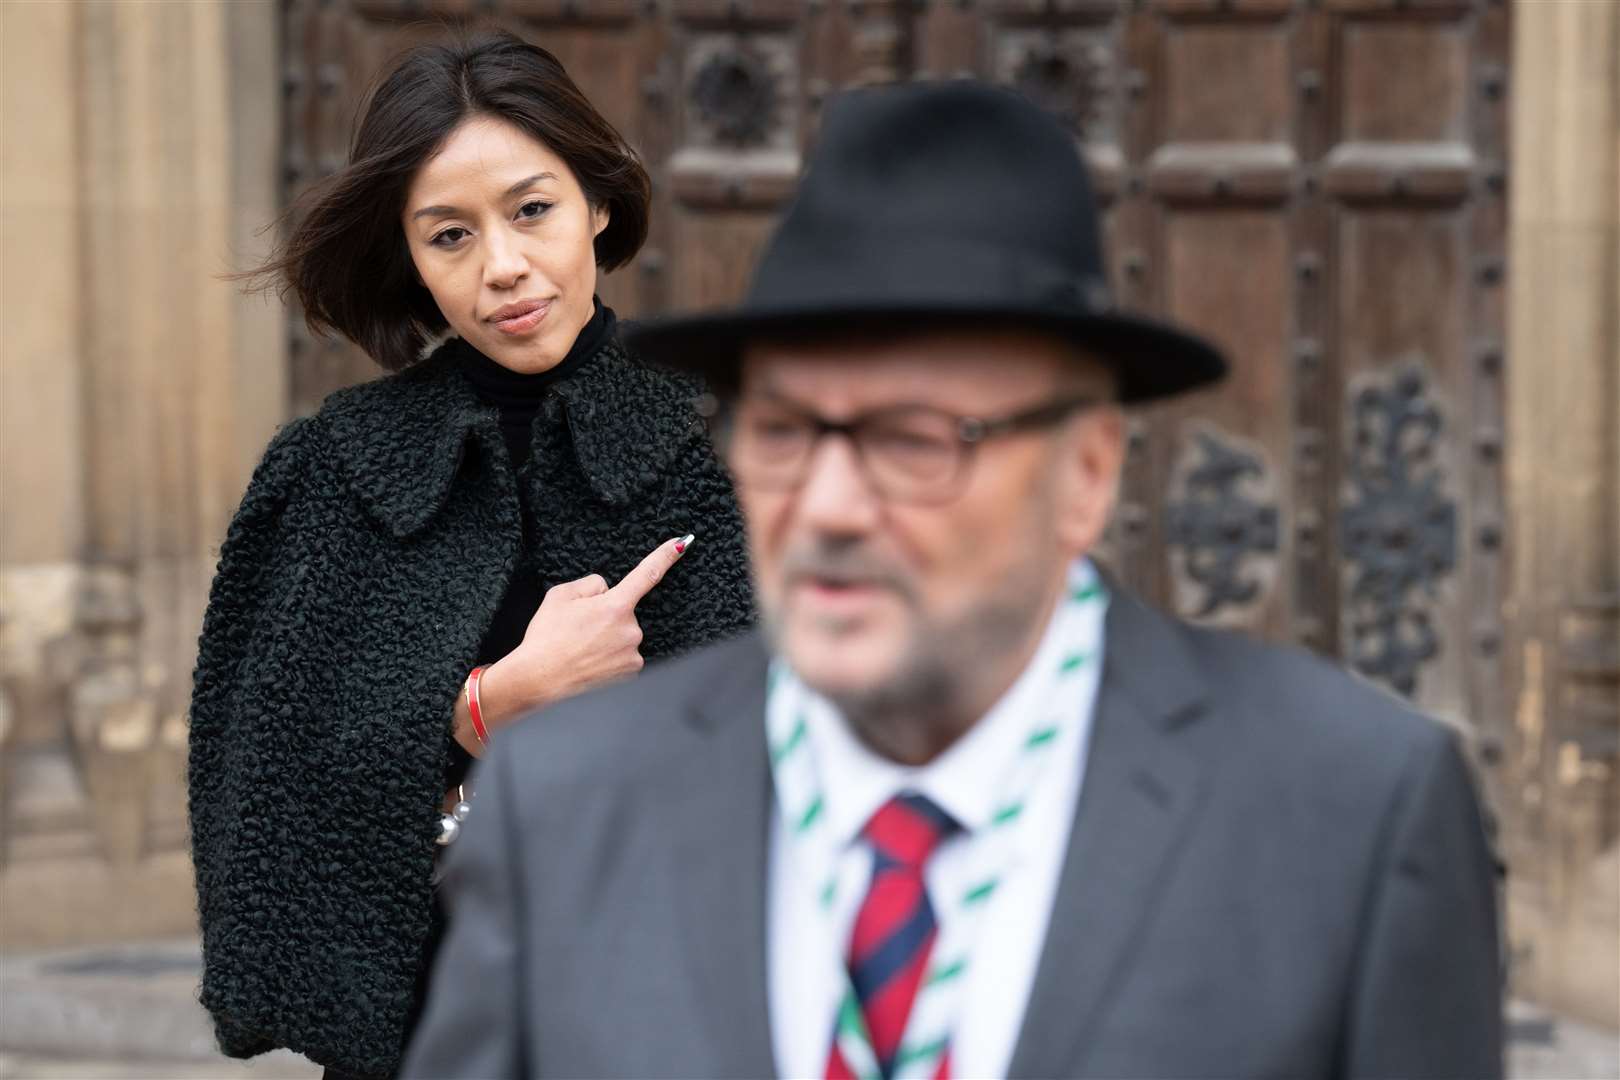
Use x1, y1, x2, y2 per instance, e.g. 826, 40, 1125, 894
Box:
794, 434, 883, 536
483, 228, 528, 290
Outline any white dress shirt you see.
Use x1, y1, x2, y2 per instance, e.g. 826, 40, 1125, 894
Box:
767, 593, 1106, 1079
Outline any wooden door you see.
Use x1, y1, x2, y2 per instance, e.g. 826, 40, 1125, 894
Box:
282, 0, 1510, 757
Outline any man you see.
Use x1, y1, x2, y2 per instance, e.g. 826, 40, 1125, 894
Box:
404, 81, 1501, 1079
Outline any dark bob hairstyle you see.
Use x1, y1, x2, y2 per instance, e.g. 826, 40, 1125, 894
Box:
257, 30, 650, 371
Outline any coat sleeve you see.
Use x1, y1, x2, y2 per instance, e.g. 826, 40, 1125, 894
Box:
187, 418, 326, 1060
189, 416, 437, 1077
185, 417, 335, 1062
399, 746, 528, 1079
1341, 726, 1504, 1080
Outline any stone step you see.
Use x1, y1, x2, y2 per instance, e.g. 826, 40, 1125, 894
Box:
0, 939, 314, 1074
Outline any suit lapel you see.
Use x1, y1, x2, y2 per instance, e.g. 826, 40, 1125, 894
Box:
1008, 591, 1213, 1079
669, 633, 779, 1079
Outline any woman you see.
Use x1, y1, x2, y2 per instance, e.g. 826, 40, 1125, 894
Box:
187, 31, 753, 1078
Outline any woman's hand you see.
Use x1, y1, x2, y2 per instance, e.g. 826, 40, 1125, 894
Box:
452, 534, 693, 755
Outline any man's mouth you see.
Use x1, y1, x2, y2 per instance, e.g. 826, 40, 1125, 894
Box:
792, 573, 892, 613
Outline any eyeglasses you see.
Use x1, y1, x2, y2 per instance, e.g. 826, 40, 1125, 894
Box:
721, 393, 1103, 506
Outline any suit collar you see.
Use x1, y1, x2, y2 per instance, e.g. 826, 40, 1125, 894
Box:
1090, 575, 1210, 728
671, 632, 779, 1078
323, 336, 706, 539
1008, 588, 1214, 1077
684, 629, 773, 735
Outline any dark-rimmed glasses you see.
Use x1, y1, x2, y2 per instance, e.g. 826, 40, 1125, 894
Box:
721, 393, 1103, 506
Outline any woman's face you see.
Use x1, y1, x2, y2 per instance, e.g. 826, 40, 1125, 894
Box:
403, 116, 609, 373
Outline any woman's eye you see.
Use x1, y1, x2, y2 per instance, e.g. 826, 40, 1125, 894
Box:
517, 200, 553, 221
430, 227, 469, 248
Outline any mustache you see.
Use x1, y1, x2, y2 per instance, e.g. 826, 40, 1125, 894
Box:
780, 544, 912, 598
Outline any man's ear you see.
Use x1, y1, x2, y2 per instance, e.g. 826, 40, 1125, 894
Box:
1055, 406, 1126, 559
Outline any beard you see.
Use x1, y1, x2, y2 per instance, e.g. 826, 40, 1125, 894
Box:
760, 529, 1064, 762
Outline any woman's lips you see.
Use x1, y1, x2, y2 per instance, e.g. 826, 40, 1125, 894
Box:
487, 300, 551, 336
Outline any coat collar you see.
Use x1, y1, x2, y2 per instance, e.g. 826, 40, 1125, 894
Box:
1007, 586, 1213, 1076
321, 336, 708, 539
671, 632, 779, 1077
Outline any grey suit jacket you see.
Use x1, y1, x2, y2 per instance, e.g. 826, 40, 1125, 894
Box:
403, 588, 1502, 1079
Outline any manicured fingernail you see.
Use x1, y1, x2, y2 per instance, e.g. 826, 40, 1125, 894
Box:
675, 533, 695, 555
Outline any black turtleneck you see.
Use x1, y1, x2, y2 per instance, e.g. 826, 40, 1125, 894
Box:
460, 297, 613, 472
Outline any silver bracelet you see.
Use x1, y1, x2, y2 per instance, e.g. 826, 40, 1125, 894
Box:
437, 784, 472, 846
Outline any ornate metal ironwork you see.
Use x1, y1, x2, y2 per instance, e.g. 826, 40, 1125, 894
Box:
689, 49, 777, 148
1167, 431, 1280, 619
1009, 37, 1110, 136
1340, 364, 1458, 697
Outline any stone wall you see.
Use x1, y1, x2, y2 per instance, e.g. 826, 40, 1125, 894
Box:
0, 0, 284, 949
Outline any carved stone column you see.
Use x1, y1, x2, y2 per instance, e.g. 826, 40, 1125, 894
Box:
69, 568, 156, 871
1504, 0, 1620, 1029
0, 0, 284, 948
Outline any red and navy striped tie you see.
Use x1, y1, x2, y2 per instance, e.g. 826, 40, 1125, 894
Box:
828, 792, 960, 1080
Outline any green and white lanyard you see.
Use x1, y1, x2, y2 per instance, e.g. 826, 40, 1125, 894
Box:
766, 559, 1110, 1080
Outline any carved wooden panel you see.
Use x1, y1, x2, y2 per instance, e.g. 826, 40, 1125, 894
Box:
282, 0, 1510, 744
919, 0, 1507, 748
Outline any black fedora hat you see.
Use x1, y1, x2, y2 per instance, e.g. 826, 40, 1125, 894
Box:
625, 80, 1227, 403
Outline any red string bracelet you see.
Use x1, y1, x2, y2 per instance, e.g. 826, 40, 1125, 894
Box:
465, 665, 491, 749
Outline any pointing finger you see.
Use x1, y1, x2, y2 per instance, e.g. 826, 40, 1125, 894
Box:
610, 534, 694, 607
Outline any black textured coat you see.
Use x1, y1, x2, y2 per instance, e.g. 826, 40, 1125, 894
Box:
186, 336, 754, 1076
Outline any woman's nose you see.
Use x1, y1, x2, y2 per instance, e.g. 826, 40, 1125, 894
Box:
483, 230, 528, 290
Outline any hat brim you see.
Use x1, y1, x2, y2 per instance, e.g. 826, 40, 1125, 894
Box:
623, 303, 1228, 404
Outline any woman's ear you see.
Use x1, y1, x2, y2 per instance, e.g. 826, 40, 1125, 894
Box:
591, 203, 611, 240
